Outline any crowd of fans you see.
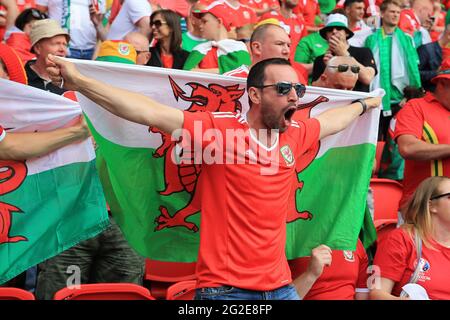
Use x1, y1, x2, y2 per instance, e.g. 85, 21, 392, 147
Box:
0, 0, 449, 300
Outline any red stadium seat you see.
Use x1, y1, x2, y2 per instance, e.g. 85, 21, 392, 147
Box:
166, 280, 197, 300
144, 259, 196, 299
370, 178, 403, 228
0, 287, 35, 300
53, 283, 156, 300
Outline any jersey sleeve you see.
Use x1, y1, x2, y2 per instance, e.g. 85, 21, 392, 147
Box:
373, 228, 413, 282
0, 125, 6, 142
393, 101, 424, 141
294, 118, 321, 156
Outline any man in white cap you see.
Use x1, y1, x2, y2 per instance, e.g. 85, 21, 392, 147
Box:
26, 19, 70, 95
311, 13, 377, 93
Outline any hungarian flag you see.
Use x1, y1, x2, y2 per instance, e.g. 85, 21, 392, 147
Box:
0, 79, 109, 284
183, 39, 251, 74
72, 60, 381, 262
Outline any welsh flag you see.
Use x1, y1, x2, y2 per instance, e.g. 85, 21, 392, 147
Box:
0, 79, 109, 284
183, 39, 251, 74
72, 60, 381, 262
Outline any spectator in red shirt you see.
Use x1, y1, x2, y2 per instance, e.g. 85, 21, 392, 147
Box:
371, 176, 450, 300
394, 58, 450, 211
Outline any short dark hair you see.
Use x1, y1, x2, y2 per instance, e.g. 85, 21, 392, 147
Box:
150, 9, 183, 54
380, 0, 401, 12
15, 8, 47, 31
344, 0, 365, 8
247, 58, 291, 106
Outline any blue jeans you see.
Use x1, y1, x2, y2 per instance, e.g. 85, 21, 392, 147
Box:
195, 284, 300, 300
67, 47, 95, 60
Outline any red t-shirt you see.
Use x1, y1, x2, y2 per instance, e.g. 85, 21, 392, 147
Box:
0, 125, 5, 142
260, 10, 307, 61
289, 240, 369, 300
161, 53, 174, 69
243, 0, 280, 12
182, 111, 321, 290
198, 47, 219, 69
223, 1, 257, 28
393, 93, 450, 208
293, 0, 320, 27
374, 227, 450, 300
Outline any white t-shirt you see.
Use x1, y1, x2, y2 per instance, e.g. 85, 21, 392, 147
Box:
107, 0, 151, 40
348, 20, 373, 48
36, 0, 105, 50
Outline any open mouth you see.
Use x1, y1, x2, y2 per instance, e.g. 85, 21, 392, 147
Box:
284, 106, 296, 122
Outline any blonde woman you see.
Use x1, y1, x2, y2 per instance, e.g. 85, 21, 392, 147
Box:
370, 176, 450, 300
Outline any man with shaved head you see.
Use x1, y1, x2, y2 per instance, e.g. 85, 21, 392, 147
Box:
124, 32, 151, 65
312, 56, 359, 90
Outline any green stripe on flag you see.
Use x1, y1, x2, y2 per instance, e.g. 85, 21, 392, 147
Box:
183, 50, 205, 71
217, 50, 251, 74
286, 143, 374, 259
0, 160, 109, 284
87, 117, 200, 262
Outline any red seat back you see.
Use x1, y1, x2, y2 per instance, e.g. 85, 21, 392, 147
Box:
145, 259, 196, 282
166, 280, 197, 300
53, 283, 156, 300
370, 178, 403, 222
0, 288, 35, 300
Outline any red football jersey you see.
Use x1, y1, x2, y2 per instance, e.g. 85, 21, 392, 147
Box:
181, 110, 321, 290
394, 93, 450, 208
374, 228, 450, 300
223, 1, 257, 28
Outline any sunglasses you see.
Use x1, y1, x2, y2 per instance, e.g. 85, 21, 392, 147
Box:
430, 192, 450, 200
328, 64, 360, 74
150, 20, 167, 28
29, 9, 48, 20
253, 81, 306, 98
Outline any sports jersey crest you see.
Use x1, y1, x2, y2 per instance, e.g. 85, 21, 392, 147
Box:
280, 145, 294, 166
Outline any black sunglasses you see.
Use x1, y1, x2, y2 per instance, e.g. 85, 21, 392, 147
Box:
150, 20, 167, 28
328, 64, 360, 74
430, 192, 450, 200
253, 81, 306, 98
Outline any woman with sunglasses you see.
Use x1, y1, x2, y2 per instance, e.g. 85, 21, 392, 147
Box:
147, 9, 189, 70
371, 176, 450, 300
3, 8, 47, 63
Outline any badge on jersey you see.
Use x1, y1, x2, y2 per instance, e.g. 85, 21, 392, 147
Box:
280, 145, 295, 166
343, 250, 355, 262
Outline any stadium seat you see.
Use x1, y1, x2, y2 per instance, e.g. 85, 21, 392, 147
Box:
144, 259, 196, 299
166, 280, 197, 300
370, 178, 403, 228
373, 141, 385, 177
0, 287, 35, 300
53, 283, 156, 300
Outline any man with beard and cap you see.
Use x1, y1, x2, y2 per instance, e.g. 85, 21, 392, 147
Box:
45, 54, 381, 300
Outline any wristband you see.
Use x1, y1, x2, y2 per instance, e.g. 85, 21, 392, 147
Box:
352, 99, 367, 116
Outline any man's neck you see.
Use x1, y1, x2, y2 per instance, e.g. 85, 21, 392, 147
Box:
246, 109, 277, 148
280, 5, 292, 19
31, 58, 50, 80
433, 87, 450, 110
348, 19, 358, 30
382, 24, 396, 34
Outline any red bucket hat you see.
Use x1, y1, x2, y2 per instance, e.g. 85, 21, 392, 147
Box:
0, 44, 28, 84
431, 58, 450, 84
192, 2, 235, 31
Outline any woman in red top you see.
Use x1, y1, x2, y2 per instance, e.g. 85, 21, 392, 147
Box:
371, 176, 450, 300
146, 9, 189, 69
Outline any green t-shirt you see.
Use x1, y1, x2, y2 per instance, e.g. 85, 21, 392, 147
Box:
294, 32, 329, 64
182, 32, 207, 52
318, 0, 336, 14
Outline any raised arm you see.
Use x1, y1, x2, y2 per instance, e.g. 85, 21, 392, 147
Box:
0, 117, 89, 160
315, 97, 381, 140
46, 54, 184, 135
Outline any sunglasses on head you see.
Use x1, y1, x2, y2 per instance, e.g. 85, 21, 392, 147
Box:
328, 64, 360, 74
30, 9, 48, 20
150, 20, 167, 28
253, 81, 306, 98
430, 192, 450, 201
